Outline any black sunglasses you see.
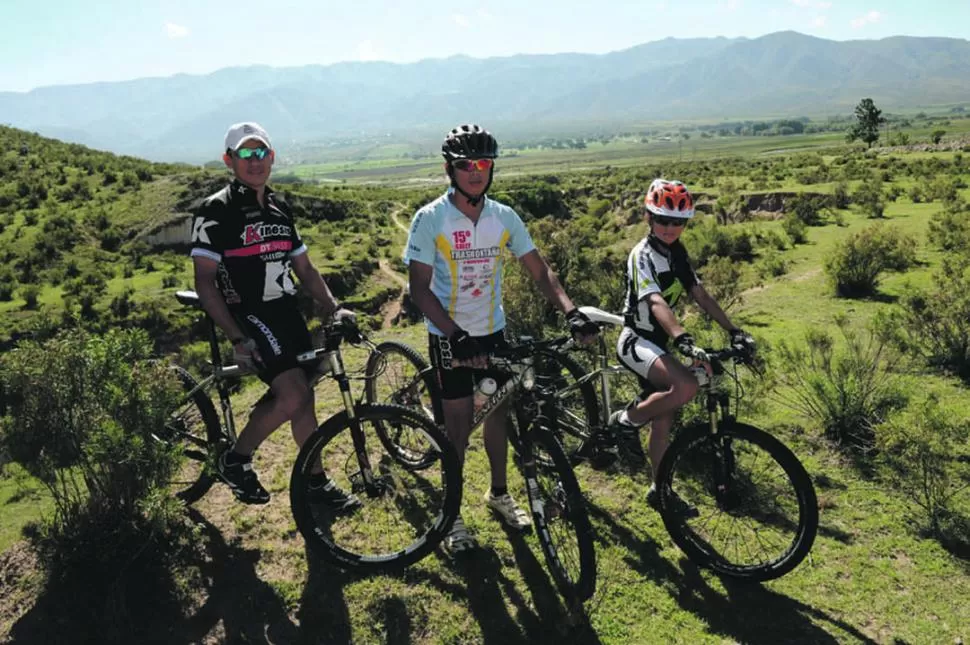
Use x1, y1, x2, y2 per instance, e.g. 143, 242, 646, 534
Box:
652, 215, 687, 228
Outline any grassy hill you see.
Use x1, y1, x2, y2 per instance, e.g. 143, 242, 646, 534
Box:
1, 127, 969, 643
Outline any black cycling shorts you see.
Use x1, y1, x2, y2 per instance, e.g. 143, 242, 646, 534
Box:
235, 302, 317, 385
428, 330, 509, 400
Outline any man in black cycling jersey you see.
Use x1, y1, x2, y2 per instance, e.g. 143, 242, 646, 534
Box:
404, 124, 600, 553
190, 121, 359, 509
613, 178, 756, 514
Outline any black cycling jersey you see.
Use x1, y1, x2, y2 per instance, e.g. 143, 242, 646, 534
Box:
623, 234, 700, 345
190, 180, 306, 309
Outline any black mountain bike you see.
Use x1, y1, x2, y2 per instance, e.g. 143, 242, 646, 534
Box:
160, 290, 461, 572
365, 337, 597, 608
555, 306, 820, 581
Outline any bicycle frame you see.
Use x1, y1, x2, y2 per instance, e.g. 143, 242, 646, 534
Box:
173, 290, 386, 497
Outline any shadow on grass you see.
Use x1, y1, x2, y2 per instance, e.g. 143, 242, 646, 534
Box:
585, 500, 877, 645
7, 508, 304, 644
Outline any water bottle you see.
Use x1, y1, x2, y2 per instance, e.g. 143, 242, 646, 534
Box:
474, 377, 498, 413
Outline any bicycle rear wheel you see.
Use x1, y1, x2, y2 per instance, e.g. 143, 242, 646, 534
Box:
656, 422, 818, 581
290, 403, 461, 572
533, 349, 598, 461
364, 341, 439, 468
158, 366, 222, 504
524, 428, 597, 603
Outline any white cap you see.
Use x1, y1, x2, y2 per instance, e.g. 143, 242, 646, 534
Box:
224, 122, 272, 152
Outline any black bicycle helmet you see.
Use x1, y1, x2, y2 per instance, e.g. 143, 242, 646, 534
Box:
441, 124, 498, 161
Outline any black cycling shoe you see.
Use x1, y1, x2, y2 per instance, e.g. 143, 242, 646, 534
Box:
307, 474, 362, 514
609, 411, 647, 468
217, 451, 270, 505
647, 486, 699, 519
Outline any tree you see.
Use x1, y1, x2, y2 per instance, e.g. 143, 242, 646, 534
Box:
846, 98, 886, 149
931, 129, 946, 144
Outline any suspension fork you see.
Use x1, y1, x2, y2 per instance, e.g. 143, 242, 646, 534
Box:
329, 347, 381, 496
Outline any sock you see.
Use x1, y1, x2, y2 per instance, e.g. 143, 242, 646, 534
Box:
490, 486, 507, 498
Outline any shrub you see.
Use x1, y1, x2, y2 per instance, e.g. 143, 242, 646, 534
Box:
787, 193, 824, 226
773, 316, 906, 453
927, 208, 970, 255
698, 255, 744, 312
876, 257, 970, 378
680, 216, 754, 266
853, 174, 885, 218
908, 184, 923, 203
782, 213, 807, 244
0, 329, 184, 546
833, 181, 851, 208
757, 249, 790, 280
877, 394, 970, 540
824, 224, 917, 297
21, 284, 40, 310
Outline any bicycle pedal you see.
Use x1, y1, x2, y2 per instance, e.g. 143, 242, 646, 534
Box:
348, 471, 365, 494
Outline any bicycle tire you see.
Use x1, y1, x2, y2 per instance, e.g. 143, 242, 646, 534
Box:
533, 349, 598, 460
290, 403, 461, 572
364, 341, 439, 468
524, 428, 597, 603
656, 421, 818, 581
160, 365, 222, 504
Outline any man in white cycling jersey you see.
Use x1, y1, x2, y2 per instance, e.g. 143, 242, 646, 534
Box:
404, 124, 599, 553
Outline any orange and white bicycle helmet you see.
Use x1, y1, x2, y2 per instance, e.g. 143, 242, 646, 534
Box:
644, 179, 695, 219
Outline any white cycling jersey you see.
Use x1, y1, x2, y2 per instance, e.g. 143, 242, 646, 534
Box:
403, 190, 535, 337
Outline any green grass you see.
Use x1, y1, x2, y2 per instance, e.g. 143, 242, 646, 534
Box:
3, 136, 970, 643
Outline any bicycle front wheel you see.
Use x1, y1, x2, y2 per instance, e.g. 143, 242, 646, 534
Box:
524, 428, 597, 603
290, 403, 461, 572
159, 365, 222, 504
656, 422, 818, 581
533, 349, 598, 461
364, 341, 439, 468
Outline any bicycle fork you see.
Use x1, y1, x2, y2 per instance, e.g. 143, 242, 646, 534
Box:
328, 350, 386, 499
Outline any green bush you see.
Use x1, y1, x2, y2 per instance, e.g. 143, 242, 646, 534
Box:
774, 316, 906, 453
824, 224, 917, 297
877, 394, 969, 540
833, 181, 851, 208
876, 257, 970, 378
927, 208, 970, 255
0, 329, 183, 541
756, 249, 790, 280
782, 213, 808, 244
681, 215, 754, 266
853, 173, 885, 218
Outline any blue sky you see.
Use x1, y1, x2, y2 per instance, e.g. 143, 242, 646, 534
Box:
4, 0, 969, 93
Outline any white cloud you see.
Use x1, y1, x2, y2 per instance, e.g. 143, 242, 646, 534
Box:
724, 0, 741, 10
850, 10, 884, 28
792, 0, 831, 8
812, 15, 828, 27
476, 9, 493, 21
357, 40, 381, 61
165, 22, 189, 39
452, 13, 470, 28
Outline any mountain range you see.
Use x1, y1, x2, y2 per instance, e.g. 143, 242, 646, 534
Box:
5, 30, 970, 163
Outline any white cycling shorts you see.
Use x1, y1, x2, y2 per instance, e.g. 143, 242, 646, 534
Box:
616, 327, 667, 383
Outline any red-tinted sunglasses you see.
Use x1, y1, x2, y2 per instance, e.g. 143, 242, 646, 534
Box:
452, 158, 494, 172
652, 215, 688, 228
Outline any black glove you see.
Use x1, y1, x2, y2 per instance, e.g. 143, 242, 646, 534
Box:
566, 308, 600, 340
673, 333, 710, 363
449, 329, 484, 363
729, 328, 757, 355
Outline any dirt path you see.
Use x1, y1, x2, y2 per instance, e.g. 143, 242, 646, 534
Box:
741, 267, 822, 298
378, 259, 407, 328
389, 206, 410, 236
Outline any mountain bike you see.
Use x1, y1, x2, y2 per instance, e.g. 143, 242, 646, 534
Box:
365, 336, 597, 608
565, 307, 819, 581
159, 290, 461, 572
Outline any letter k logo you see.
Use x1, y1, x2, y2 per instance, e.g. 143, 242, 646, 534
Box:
192, 219, 217, 244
